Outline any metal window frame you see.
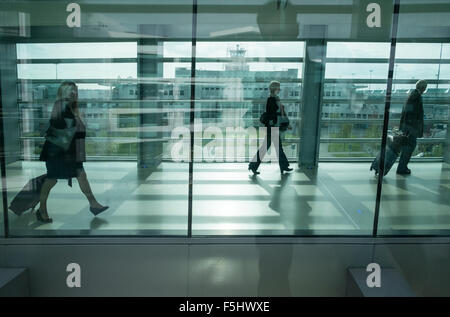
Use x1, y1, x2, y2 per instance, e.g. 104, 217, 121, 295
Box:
2, 0, 450, 239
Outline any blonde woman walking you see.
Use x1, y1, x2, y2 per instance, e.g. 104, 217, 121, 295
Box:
37, 81, 108, 222
248, 80, 293, 175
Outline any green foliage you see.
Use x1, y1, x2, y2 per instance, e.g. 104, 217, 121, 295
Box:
366, 124, 382, 138
328, 143, 363, 152
432, 145, 443, 157
85, 141, 137, 156
23, 132, 42, 137
333, 153, 369, 158
342, 124, 352, 138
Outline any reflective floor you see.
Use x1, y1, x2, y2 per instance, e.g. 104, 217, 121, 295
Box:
378, 162, 450, 235
4, 161, 450, 236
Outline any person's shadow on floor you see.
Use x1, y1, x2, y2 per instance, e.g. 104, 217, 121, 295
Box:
250, 172, 313, 232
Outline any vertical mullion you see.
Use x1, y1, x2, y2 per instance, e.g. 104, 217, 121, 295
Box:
188, 0, 198, 238
0, 63, 9, 238
373, 0, 401, 237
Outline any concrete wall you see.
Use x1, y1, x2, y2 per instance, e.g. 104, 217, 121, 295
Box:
0, 243, 5, 267
374, 243, 450, 297
1, 238, 449, 297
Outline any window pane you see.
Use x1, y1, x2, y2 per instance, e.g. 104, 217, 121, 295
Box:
321, 42, 390, 160
17, 43, 138, 59
327, 42, 391, 59
196, 42, 305, 58
378, 1, 450, 235
17, 63, 137, 79
1, 0, 193, 237
325, 63, 389, 79
192, 40, 304, 235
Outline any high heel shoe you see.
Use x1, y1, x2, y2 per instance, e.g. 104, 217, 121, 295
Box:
90, 205, 109, 216
248, 166, 260, 175
36, 209, 53, 223
280, 167, 293, 174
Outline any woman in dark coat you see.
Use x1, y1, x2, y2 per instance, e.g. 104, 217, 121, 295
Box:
248, 80, 293, 175
37, 81, 108, 223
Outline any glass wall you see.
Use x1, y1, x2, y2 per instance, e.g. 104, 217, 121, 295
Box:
190, 0, 385, 236
321, 42, 391, 159
17, 42, 138, 159
0, 0, 193, 236
0, 0, 449, 238
378, 0, 450, 235
192, 41, 304, 235
0, 182, 3, 237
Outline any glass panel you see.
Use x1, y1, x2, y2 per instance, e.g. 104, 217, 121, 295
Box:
0, 181, 3, 237
321, 42, 390, 160
318, 41, 390, 235
1, 0, 446, 239
327, 42, 391, 59
17, 63, 138, 80
17, 42, 138, 59
192, 0, 376, 236
0, 1, 193, 236
378, 0, 450, 235
192, 40, 304, 235
196, 41, 304, 58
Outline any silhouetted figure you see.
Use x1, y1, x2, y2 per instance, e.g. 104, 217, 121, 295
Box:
397, 80, 427, 175
257, 0, 299, 41
249, 81, 292, 175
37, 81, 108, 223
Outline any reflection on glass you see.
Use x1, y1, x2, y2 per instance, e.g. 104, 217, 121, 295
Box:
378, 10, 450, 234
192, 42, 303, 162
321, 42, 390, 159
36, 81, 109, 223
3, 0, 193, 236
0, 0, 449, 239
17, 43, 138, 59
326, 42, 390, 59
17, 63, 138, 80
196, 42, 304, 58
390, 43, 449, 159
192, 41, 304, 235
0, 185, 3, 237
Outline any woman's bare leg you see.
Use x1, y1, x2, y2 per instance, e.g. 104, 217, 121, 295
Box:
76, 170, 104, 208
39, 178, 57, 217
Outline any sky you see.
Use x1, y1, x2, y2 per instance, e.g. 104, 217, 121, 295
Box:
16, 41, 450, 89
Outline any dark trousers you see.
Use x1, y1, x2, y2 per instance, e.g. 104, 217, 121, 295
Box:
249, 127, 289, 170
397, 134, 417, 172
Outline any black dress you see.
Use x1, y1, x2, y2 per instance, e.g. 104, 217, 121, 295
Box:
39, 100, 86, 185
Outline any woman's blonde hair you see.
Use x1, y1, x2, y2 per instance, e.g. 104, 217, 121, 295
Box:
56, 81, 80, 117
269, 81, 281, 94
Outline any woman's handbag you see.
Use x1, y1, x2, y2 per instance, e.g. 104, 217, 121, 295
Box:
260, 112, 270, 125
44, 118, 76, 152
277, 105, 290, 131
277, 115, 290, 131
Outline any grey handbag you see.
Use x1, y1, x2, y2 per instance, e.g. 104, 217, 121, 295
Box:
44, 118, 76, 152
277, 114, 290, 131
